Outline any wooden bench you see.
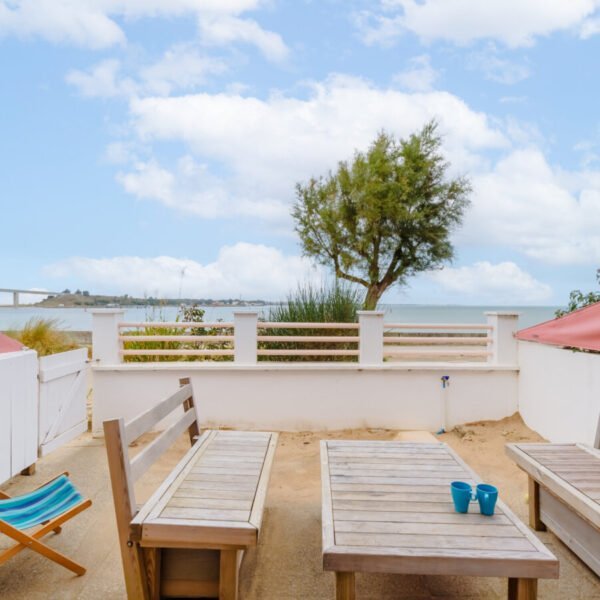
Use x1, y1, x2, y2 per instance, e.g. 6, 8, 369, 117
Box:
321, 440, 559, 600
506, 442, 600, 576
104, 378, 278, 599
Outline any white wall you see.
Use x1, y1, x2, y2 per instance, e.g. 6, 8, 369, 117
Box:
92, 363, 518, 435
0, 350, 38, 482
518, 341, 600, 446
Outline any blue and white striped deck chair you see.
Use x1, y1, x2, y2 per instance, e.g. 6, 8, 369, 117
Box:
0, 472, 92, 575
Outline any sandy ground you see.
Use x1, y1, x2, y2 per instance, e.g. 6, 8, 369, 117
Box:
0, 414, 599, 599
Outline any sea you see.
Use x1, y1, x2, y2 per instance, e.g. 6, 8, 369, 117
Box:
0, 304, 559, 331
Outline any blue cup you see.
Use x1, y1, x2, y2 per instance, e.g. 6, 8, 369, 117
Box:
476, 483, 498, 516
450, 481, 476, 513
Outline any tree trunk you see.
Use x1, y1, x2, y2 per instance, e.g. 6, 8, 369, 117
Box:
363, 285, 382, 310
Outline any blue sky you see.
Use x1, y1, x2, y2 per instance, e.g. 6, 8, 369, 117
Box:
1, 0, 600, 305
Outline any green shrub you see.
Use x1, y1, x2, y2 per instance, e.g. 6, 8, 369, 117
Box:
7, 318, 79, 356
123, 305, 233, 362
260, 282, 361, 362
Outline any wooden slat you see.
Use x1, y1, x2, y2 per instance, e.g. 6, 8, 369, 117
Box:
121, 349, 235, 357
384, 323, 492, 330
335, 532, 534, 552
130, 410, 197, 482
120, 335, 234, 343
125, 384, 193, 444
321, 442, 335, 553
160, 507, 250, 521
260, 322, 359, 329
120, 322, 234, 328
383, 336, 488, 345
257, 349, 360, 357
249, 433, 278, 531
335, 520, 514, 535
257, 335, 358, 343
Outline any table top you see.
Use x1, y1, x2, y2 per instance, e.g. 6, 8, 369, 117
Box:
506, 442, 600, 528
321, 440, 558, 579
131, 430, 278, 548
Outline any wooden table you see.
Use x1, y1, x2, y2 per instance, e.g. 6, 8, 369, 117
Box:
130, 430, 278, 599
321, 440, 558, 600
507, 442, 600, 576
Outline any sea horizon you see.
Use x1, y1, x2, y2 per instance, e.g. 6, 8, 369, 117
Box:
0, 303, 560, 331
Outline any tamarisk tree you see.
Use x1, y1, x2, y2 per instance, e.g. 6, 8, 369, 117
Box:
293, 122, 471, 309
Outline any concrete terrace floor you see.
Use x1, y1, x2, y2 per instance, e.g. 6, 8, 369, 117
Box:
0, 415, 599, 599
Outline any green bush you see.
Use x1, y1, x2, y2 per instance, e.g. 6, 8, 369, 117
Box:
260, 282, 361, 362
123, 305, 233, 362
7, 318, 79, 356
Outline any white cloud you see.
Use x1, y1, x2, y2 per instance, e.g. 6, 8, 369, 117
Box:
358, 0, 600, 48
122, 75, 506, 219
117, 156, 289, 220
66, 59, 136, 98
198, 14, 289, 62
392, 54, 438, 92
463, 148, 600, 264
0, 1, 286, 57
139, 44, 226, 95
43, 243, 321, 299
468, 45, 531, 85
429, 261, 552, 304
67, 46, 226, 99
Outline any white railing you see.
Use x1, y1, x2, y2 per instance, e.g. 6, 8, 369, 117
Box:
91, 310, 519, 366
118, 321, 234, 359
382, 323, 493, 361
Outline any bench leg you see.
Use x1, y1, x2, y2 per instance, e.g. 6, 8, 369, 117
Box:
508, 578, 537, 600
336, 572, 355, 600
219, 549, 238, 600
528, 478, 546, 532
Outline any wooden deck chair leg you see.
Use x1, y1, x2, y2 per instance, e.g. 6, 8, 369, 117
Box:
0, 499, 91, 566
0, 520, 86, 576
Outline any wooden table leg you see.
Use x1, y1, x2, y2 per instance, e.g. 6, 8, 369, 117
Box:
508, 578, 537, 600
219, 549, 238, 600
336, 572, 355, 600
528, 478, 546, 532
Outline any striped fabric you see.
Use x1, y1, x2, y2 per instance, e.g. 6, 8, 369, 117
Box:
0, 475, 83, 530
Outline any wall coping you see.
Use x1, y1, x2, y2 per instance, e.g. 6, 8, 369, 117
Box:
92, 361, 519, 373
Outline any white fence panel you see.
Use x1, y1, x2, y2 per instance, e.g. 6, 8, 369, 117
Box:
38, 348, 88, 456
0, 350, 38, 483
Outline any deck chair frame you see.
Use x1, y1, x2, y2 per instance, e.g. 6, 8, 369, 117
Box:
0, 472, 92, 575
104, 377, 199, 600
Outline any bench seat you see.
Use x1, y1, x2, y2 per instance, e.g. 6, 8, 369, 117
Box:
104, 378, 277, 599
506, 443, 600, 576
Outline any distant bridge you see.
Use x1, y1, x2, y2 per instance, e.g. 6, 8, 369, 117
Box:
0, 288, 60, 307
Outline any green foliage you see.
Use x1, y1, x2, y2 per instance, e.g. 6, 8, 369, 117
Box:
7, 318, 79, 356
123, 304, 233, 362
293, 122, 471, 309
555, 269, 600, 318
260, 282, 360, 362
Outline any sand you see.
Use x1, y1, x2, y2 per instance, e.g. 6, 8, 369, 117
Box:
1, 414, 599, 599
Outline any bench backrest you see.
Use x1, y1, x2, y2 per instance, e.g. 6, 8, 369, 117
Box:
103, 377, 198, 537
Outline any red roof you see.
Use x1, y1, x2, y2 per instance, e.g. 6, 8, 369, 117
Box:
516, 301, 600, 351
0, 332, 25, 354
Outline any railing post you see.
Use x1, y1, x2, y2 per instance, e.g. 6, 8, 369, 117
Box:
91, 309, 126, 364
485, 312, 519, 365
234, 311, 258, 365
358, 310, 384, 365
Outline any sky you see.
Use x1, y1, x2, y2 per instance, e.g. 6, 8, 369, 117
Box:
1, 0, 600, 306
